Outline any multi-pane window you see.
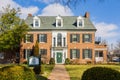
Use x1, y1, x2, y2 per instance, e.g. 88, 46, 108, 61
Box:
35, 20, 39, 27
70, 49, 80, 59
38, 34, 47, 43
77, 16, 84, 27
83, 49, 92, 59
58, 19, 61, 26
33, 16, 40, 27
56, 16, 63, 27
24, 49, 32, 60
39, 49, 47, 55
83, 34, 92, 42
95, 51, 103, 57
57, 33, 62, 46
70, 34, 80, 43
25, 34, 33, 43
78, 20, 83, 27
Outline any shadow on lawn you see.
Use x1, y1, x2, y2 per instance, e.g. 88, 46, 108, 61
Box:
36, 75, 48, 80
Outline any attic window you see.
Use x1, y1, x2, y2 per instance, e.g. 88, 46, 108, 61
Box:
77, 16, 84, 27
33, 16, 40, 27
35, 20, 39, 27
56, 15, 63, 27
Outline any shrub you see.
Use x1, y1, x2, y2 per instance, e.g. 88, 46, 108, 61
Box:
70, 59, 80, 65
0, 65, 36, 80
49, 58, 55, 64
33, 65, 45, 74
65, 58, 70, 65
33, 65, 41, 74
81, 67, 120, 80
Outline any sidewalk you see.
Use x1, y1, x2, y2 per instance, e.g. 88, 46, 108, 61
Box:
48, 65, 70, 80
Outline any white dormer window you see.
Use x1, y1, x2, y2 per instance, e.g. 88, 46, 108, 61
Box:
77, 16, 84, 27
33, 16, 40, 27
56, 15, 63, 27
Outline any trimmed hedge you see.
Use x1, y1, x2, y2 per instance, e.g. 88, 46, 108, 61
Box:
81, 67, 120, 80
65, 58, 70, 65
0, 65, 36, 80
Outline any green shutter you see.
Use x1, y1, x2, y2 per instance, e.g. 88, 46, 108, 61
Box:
90, 49, 92, 58
90, 34, 92, 42
88, 49, 92, 58
70, 49, 72, 59
45, 34, 47, 43
77, 34, 80, 42
77, 49, 80, 59
82, 49, 85, 59
82, 34, 85, 43
30, 34, 33, 42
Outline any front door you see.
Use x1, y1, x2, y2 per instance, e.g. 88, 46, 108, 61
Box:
56, 52, 62, 63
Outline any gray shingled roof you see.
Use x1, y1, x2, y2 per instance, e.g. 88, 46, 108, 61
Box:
25, 16, 96, 31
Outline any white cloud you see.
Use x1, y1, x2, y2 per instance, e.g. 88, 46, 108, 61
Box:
0, 0, 39, 19
95, 22, 118, 38
40, 3, 74, 16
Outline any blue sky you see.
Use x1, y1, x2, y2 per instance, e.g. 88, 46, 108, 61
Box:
0, 0, 120, 47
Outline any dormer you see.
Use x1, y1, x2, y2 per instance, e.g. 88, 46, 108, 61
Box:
56, 15, 63, 27
77, 16, 84, 27
33, 16, 40, 27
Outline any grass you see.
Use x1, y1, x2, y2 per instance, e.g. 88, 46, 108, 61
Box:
36, 64, 54, 80
0, 64, 54, 80
65, 64, 120, 80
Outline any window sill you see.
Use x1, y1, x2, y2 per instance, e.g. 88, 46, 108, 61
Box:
71, 42, 79, 43
83, 42, 92, 43
25, 42, 32, 43
39, 42, 47, 43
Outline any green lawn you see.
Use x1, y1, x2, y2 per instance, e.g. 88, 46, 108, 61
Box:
0, 64, 54, 80
65, 64, 120, 80
36, 64, 54, 80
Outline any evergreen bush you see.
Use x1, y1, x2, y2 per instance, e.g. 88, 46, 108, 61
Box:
81, 67, 120, 80
65, 58, 70, 65
49, 58, 55, 64
33, 65, 41, 74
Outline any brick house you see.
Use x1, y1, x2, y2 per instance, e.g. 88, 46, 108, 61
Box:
20, 12, 107, 64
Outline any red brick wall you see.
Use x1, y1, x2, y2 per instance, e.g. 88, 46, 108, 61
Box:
20, 31, 52, 62
67, 32, 95, 63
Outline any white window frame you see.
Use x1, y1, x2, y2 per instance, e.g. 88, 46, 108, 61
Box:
33, 16, 40, 27
77, 16, 84, 27
25, 34, 33, 43
25, 49, 31, 60
56, 16, 63, 27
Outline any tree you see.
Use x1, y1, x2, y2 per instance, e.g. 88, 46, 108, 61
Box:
114, 40, 120, 57
0, 5, 29, 55
34, 41, 39, 56
54, 0, 103, 8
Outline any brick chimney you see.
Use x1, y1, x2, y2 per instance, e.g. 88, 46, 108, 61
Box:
28, 13, 32, 17
85, 12, 89, 18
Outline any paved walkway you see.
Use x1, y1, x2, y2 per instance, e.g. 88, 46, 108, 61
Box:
48, 65, 70, 80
